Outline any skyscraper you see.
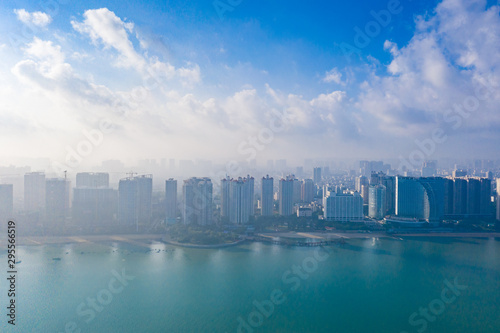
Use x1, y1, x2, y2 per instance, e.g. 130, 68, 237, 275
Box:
395, 177, 445, 223
453, 178, 468, 215
368, 184, 386, 220
165, 179, 177, 224
229, 178, 248, 224
45, 178, 71, 228
226, 176, 254, 224
182, 177, 213, 225
72, 187, 118, 227
24, 172, 45, 213
279, 177, 294, 216
118, 175, 152, 227
261, 175, 274, 216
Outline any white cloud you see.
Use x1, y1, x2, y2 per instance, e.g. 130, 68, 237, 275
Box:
14, 9, 52, 27
71, 8, 201, 87
357, 0, 500, 139
323, 67, 344, 85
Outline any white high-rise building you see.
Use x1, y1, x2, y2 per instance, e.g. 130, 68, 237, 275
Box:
368, 184, 386, 220
182, 177, 213, 225
24, 172, 45, 213
228, 176, 254, 224
165, 179, 177, 224
323, 191, 363, 222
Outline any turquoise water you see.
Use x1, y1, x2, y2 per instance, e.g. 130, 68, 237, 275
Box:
1, 237, 499, 332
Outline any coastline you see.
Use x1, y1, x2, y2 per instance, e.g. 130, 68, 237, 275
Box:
160, 237, 247, 249
1, 231, 499, 248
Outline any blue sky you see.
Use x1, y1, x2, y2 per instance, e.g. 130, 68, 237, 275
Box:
0, 0, 499, 171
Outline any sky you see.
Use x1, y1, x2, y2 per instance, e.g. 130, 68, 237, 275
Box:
0, 0, 499, 171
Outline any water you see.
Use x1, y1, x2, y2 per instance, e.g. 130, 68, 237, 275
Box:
1, 237, 499, 332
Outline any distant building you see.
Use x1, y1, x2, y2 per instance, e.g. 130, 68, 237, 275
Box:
279, 177, 294, 216
72, 188, 117, 226
323, 192, 363, 222
76, 172, 109, 188
0, 184, 14, 221
261, 175, 274, 216
24, 172, 45, 213
313, 167, 322, 184
165, 179, 177, 224
301, 179, 315, 203
453, 169, 467, 178
118, 175, 152, 227
421, 160, 437, 177
45, 178, 71, 228
182, 177, 213, 225
368, 184, 386, 220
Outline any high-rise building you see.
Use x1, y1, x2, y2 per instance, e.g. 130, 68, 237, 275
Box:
246, 175, 255, 216
261, 175, 274, 216
479, 178, 492, 216
323, 192, 363, 222
382, 176, 396, 215
395, 177, 445, 223
301, 179, 315, 203
24, 172, 45, 212
76, 172, 109, 188
221, 176, 231, 219
182, 177, 213, 225
293, 178, 302, 204
0, 184, 14, 221
368, 184, 386, 220
467, 178, 482, 215
118, 175, 152, 227
228, 177, 250, 224
279, 177, 294, 216
45, 178, 71, 228
313, 167, 322, 184
165, 179, 177, 224
72, 188, 117, 226
453, 178, 468, 215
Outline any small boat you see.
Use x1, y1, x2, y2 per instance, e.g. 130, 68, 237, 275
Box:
15, 260, 21, 264
52, 257, 61, 261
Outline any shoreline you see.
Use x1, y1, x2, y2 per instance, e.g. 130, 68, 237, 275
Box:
1, 231, 499, 247
160, 237, 247, 249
